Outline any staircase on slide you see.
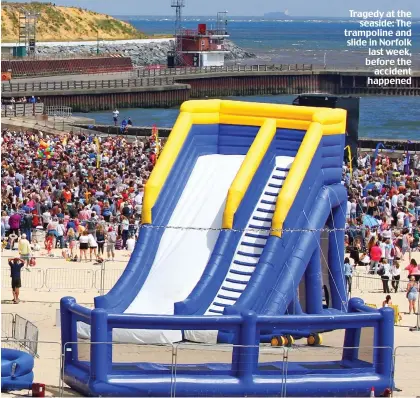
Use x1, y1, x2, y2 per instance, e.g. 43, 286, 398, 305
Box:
205, 157, 294, 315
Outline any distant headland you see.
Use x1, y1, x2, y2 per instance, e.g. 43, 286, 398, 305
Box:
263, 10, 291, 19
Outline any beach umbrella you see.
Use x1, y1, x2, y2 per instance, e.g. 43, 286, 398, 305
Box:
363, 182, 376, 197
363, 214, 379, 228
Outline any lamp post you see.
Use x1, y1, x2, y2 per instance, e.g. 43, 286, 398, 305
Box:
96, 30, 100, 55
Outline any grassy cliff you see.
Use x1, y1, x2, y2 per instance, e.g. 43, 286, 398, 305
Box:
1, 2, 147, 42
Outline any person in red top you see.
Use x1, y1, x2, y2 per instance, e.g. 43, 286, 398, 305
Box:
369, 241, 382, 274
389, 187, 398, 197
62, 187, 72, 202
8, 213, 21, 235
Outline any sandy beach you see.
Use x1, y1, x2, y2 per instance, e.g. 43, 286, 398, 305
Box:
2, 248, 420, 396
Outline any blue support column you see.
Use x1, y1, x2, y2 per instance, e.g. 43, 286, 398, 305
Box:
287, 296, 303, 315
305, 246, 323, 314
234, 311, 259, 382
60, 297, 78, 363
342, 298, 363, 362
327, 205, 347, 311
90, 308, 110, 383
376, 307, 394, 376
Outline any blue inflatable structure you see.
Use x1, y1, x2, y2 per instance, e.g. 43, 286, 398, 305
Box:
61, 100, 394, 396
1, 348, 34, 392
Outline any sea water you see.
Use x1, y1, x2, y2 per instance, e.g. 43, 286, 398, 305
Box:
75, 17, 420, 140
75, 95, 420, 140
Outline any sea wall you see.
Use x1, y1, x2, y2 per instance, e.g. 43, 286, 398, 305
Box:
33, 39, 255, 66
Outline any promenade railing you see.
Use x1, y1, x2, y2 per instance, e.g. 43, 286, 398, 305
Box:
136, 63, 314, 77
1, 77, 177, 93
1, 102, 44, 117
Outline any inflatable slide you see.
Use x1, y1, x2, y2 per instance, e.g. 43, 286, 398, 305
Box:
61, 100, 394, 397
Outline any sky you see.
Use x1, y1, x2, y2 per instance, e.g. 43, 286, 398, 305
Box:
7, 0, 420, 17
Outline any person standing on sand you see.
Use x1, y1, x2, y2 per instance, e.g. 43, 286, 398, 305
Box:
113, 109, 119, 126
344, 257, 353, 295
9, 257, 24, 304
106, 226, 116, 261
18, 233, 31, 268
406, 276, 418, 314
79, 230, 89, 262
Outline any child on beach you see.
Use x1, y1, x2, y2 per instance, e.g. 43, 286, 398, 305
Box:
115, 235, 123, 250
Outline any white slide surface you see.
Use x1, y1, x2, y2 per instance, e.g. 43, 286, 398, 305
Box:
185, 156, 294, 343
78, 154, 244, 343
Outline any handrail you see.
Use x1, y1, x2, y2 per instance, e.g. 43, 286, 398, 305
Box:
141, 112, 193, 224
105, 311, 383, 330
271, 122, 323, 238
65, 300, 92, 322
222, 118, 277, 229
3, 63, 417, 93
1, 77, 176, 93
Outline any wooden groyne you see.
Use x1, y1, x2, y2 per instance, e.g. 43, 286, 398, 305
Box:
2, 65, 419, 111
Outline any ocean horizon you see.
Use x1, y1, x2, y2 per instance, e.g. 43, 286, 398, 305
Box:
121, 17, 420, 68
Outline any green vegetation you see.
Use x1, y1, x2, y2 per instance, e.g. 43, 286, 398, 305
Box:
1, 1, 147, 42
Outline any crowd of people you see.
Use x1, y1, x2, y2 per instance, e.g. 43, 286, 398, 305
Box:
1, 127, 420, 308
1, 128, 163, 263
1, 96, 41, 105
343, 150, 420, 313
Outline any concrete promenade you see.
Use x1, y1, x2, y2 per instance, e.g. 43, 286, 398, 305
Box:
2, 65, 419, 111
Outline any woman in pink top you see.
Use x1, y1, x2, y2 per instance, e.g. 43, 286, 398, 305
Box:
405, 259, 419, 281
8, 213, 21, 235
369, 241, 382, 274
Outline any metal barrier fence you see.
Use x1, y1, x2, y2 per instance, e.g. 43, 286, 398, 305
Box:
95, 265, 124, 295
60, 341, 397, 397
1, 339, 62, 392
393, 346, 420, 396
1, 266, 124, 292
1, 336, 416, 396
1, 313, 15, 338
1, 314, 39, 356
45, 105, 72, 118
137, 63, 314, 77
1, 77, 176, 93
2, 53, 129, 61
44, 268, 95, 291
353, 274, 410, 293
1, 267, 45, 290
1, 102, 44, 117
2, 264, 414, 296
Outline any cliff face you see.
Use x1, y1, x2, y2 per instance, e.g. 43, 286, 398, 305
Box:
1, 2, 146, 42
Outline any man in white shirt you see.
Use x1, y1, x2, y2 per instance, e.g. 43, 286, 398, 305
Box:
112, 109, 119, 126
134, 189, 144, 206
126, 235, 136, 252
346, 200, 351, 220
42, 210, 52, 229
396, 209, 405, 228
